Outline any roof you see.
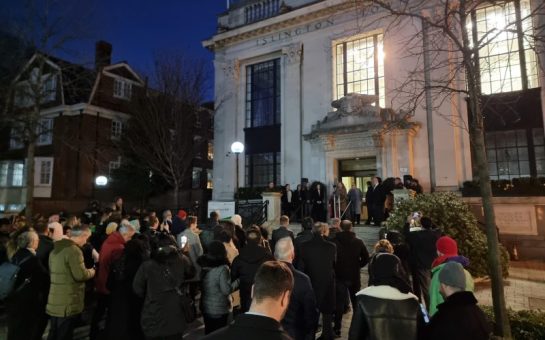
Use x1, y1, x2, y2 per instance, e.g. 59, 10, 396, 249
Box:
46, 55, 97, 105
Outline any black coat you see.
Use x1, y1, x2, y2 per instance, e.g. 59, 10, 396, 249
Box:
333, 231, 369, 289
231, 243, 275, 312
133, 254, 195, 338
297, 234, 336, 313
271, 226, 295, 253
281, 262, 319, 340
404, 227, 440, 269
293, 230, 313, 266
203, 313, 293, 340
368, 184, 386, 207
6, 248, 49, 340
424, 291, 491, 340
36, 234, 54, 271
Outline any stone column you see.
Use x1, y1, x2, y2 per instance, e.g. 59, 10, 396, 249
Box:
212, 58, 240, 201
281, 43, 303, 186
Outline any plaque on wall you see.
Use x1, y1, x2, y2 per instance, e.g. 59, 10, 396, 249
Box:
492, 204, 538, 236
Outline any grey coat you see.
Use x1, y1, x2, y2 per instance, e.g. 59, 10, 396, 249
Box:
199, 258, 239, 317
348, 188, 363, 214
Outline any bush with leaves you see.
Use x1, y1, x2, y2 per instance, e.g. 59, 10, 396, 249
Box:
386, 192, 509, 278
481, 306, 545, 340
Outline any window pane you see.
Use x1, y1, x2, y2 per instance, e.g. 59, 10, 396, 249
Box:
12, 163, 24, 186
246, 59, 280, 128
533, 128, 544, 146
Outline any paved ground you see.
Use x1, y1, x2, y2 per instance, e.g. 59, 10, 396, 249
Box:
1, 224, 544, 339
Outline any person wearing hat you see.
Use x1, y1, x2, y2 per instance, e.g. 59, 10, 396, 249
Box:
429, 236, 474, 316
349, 253, 424, 340
424, 262, 491, 339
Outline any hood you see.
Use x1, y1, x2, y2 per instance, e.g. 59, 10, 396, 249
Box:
197, 253, 229, 269
237, 244, 270, 264
356, 285, 418, 301
432, 255, 470, 273
336, 231, 356, 244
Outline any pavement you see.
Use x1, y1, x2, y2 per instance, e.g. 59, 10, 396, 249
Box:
1, 224, 544, 339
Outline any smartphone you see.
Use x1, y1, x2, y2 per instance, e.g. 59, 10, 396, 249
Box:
419, 303, 430, 323
180, 235, 188, 248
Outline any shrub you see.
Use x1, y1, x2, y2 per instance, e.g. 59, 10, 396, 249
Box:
386, 192, 509, 278
482, 306, 545, 340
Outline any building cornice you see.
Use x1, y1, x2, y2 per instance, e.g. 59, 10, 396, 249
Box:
203, 0, 353, 50
38, 103, 131, 121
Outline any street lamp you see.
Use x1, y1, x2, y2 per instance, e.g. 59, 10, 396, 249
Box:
231, 141, 244, 198
95, 175, 108, 187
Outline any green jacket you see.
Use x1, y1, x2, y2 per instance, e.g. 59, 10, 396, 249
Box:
429, 262, 474, 316
46, 239, 95, 317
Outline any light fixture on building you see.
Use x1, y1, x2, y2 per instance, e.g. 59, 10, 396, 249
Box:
95, 175, 108, 186
230, 141, 244, 154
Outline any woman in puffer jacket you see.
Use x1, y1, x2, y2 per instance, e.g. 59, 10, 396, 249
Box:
198, 240, 239, 335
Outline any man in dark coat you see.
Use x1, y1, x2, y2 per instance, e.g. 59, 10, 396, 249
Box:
200, 211, 220, 252
203, 261, 294, 340
275, 237, 319, 340
33, 221, 54, 338
364, 181, 373, 225
424, 262, 491, 340
297, 222, 336, 340
332, 220, 369, 337
368, 177, 386, 226
232, 228, 275, 312
271, 215, 295, 252
294, 217, 314, 266
404, 216, 440, 308
311, 183, 327, 222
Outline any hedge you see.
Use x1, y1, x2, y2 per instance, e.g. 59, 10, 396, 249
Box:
481, 306, 545, 340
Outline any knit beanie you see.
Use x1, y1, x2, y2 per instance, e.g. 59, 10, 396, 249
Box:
177, 209, 187, 219
439, 262, 466, 290
436, 236, 458, 256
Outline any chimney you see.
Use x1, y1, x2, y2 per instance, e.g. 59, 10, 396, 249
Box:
95, 40, 112, 70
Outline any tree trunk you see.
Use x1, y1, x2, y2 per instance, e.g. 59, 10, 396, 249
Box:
466, 75, 512, 339
25, 140, 35, 221
173, 183, 180, 211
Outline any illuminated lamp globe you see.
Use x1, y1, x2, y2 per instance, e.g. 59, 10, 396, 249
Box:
231, 141, 244, 154
95, 176, 108, 186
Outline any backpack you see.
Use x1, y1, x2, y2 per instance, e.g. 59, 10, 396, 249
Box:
0, 256, 32, 300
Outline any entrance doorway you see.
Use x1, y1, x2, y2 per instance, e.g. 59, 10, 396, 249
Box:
338, 157, 377, 193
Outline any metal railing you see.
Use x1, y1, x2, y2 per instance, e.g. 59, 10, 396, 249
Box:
236, 200, 269, 228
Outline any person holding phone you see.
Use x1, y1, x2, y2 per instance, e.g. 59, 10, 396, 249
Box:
180, 216, 203, 281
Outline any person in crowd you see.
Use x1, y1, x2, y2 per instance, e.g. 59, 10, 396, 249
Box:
219, 220, 240, 250
232, 228, 275, 312
292, 184, 303, 221
48, 214, 64, 241
424, 262, 491, 339
198, 241, 240, 334
90, 219, 136, 340
368, 176, 386, 226
368, 239, 411, 284
349, 252, 423, 339
275, 237, 319, 340
311, 183, 327, 222
171, 209, 188, 236
113, 196, 126, 217
231, 214, 247, 249
203, 261, 294, 340
133, 234, 195, 340
35, 220, 54, 270
328, 217, 341, 241
332, 220, 369, 337
89, 207, 113, 252
281, 184, 293, 218
0, 218, 11, 263
429, 236, 474, 316
218, 229, 239, 264
6, 229, 49, 340
161, 209, 173, 231
180, 216, 204, 281
293, 217, 313, 265
47, 225, 96, 340
271, 215, 294, 252
364, 181, 373, 225
201, 211, 220, 252
302, 182, 312, 219
404, 215, 440, 308
394, 177, 404, 189
347, 184, 363, 224
105, 235, 150, 340
297, 222, 336, 340
386, 230, 411, 280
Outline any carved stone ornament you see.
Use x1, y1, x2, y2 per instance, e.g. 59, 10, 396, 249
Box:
282, 43, 303, 64
222, 59, 240, 80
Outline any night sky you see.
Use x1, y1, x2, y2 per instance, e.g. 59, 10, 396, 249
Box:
2, 0, 228, 100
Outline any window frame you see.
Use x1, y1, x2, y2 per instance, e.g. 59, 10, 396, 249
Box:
111, 119, 123, 140
113, 78, 132, 100
245, 59, 281, 128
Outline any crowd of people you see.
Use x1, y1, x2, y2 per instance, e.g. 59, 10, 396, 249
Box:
0, 195, 492, 340
280, 176, 424, 226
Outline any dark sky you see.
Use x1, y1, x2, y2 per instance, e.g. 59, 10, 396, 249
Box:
3, 0, 227, 100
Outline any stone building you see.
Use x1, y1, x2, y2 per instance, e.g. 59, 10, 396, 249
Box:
204, 0, 545, 200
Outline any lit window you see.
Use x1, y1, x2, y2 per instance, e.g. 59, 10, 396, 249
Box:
113, 79, 132, 100
0, 162, 8, 187
109, 157, 121, 177
43, 75, 57, 102
245, 152, 280, 187
111, 120, 123, 140
207, 169, 213, 189
473, 0, 538, 94
38, 159, 53, 185
37, 118, 54, 145
207, 142, 214, 160
245, 59, 281, 128
335, 33, 385, 107
192, 167, 202, 189
12, 163, 24, 187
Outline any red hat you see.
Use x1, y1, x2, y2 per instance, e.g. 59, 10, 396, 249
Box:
177, 210, 187, 219
436, 236, 458, 256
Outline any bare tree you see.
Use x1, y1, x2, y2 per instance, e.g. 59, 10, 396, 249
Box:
124, 54, 207, 208
356, 0, 545, 338
0, 0, 92, 219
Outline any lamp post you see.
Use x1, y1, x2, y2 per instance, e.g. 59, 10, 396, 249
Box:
230, 141, 244, 198
95, 175, 108, 187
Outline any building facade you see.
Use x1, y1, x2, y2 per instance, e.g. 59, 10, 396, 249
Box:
205, 0, 545, 202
